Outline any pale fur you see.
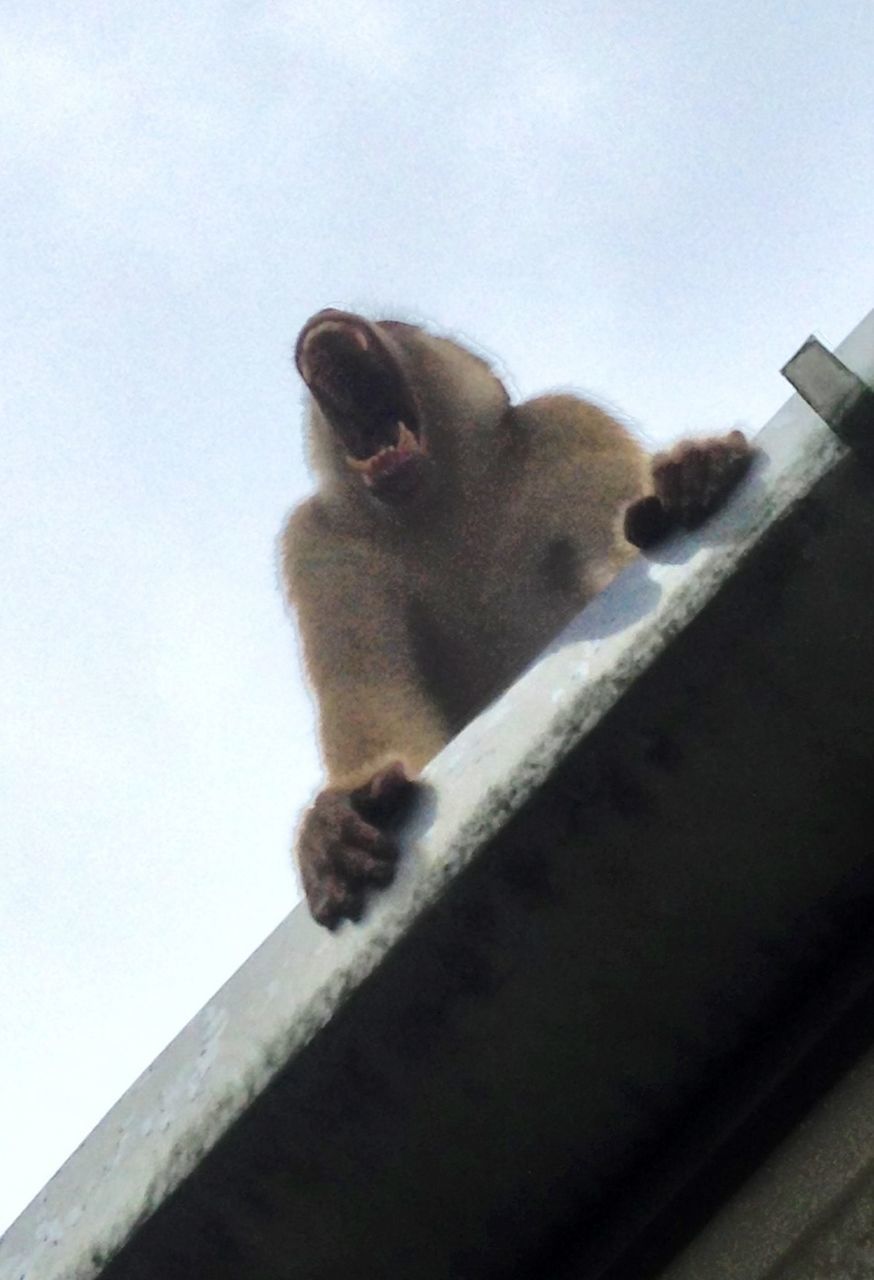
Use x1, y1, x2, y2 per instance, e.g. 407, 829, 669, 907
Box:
281, 319, 650, 790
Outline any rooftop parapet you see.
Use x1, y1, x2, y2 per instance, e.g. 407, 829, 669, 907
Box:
3, 308, 874, 1280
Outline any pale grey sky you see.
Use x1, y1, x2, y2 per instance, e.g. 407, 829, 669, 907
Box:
2, 0, 873, 1234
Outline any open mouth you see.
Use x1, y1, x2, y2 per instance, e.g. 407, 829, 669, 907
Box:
295, 310, 426, 499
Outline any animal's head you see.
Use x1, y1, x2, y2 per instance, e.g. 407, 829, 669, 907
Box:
295, 309, 510, 508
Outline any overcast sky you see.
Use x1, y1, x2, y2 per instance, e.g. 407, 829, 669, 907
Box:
2, 0, 873, 1235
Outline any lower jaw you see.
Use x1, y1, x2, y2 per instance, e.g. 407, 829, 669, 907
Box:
360, 461, 425, 503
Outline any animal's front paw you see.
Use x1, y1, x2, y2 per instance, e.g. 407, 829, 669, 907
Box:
625, 430, 754, 548
297, 763, 417, 929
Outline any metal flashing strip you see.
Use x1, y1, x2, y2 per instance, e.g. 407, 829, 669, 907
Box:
2, 308, 874, 1280
782, 334, 874, 454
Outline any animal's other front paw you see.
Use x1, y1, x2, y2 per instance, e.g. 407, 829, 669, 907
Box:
625, 430, 754, 549
297, 762, 417, 929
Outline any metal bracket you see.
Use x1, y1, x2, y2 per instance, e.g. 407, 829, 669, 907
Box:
782, 336, 874, 456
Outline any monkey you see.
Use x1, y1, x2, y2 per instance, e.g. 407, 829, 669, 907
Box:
281, 309, 753, 928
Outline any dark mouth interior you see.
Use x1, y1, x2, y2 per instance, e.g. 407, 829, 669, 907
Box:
300, 323, 419, 461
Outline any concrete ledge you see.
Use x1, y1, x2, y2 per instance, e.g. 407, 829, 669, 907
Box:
658, 1038, 874, 1280
3, 310, 874, 1280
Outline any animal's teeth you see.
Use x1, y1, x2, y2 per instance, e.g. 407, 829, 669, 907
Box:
346, 425, 417, 476
396, 421, 417, 450
346, 455, 371, 472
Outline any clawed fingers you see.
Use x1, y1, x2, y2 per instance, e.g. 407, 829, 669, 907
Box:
342, 847, 397, 885
340, 807, 393, 852
308, 874, 365, 931
352, 760, 417, 822
652, 431, 753, 528
653, 444, 707, 520
336, 814, 399, 883
623, 494, 672, 548
625, 432, 754, 549
298, 783, 407, 929
308, 840, 397, 930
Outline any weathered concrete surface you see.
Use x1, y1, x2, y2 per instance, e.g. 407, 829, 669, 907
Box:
2, 309, 873, 1280
657, 1042, 874, 1280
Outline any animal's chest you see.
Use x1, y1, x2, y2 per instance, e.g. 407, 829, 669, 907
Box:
405, 530, 586, 730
